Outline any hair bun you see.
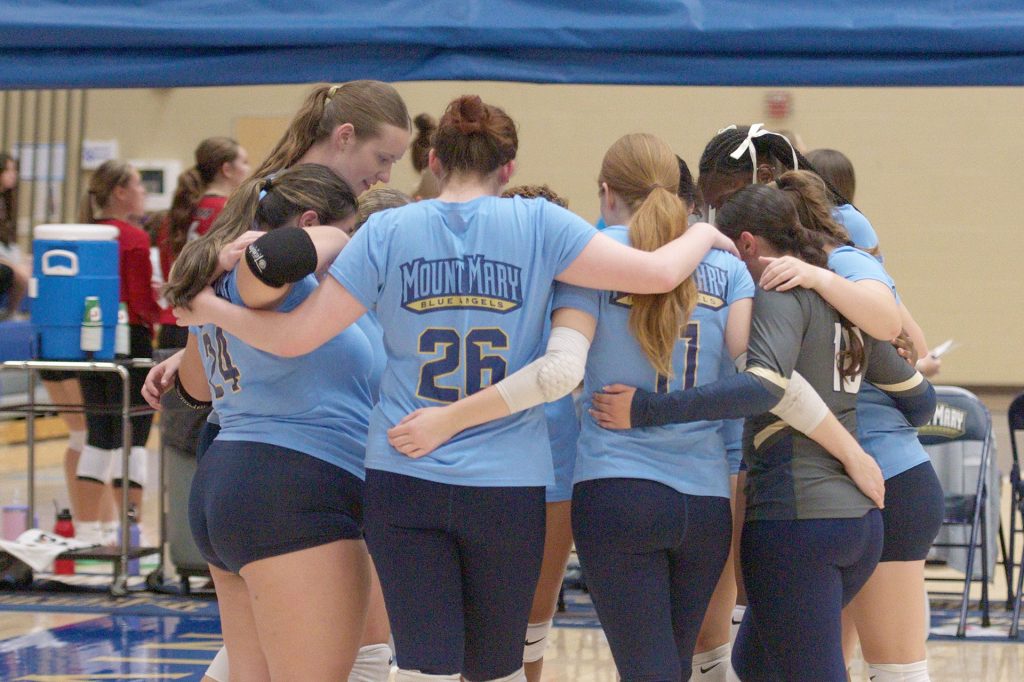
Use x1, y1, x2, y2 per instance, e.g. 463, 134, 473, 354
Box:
450, 95, 487, 134
414, 113, 437, 134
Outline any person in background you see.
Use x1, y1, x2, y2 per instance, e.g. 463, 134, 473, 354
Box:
409, 113, 440, 200
155, 137, 250, 349
74, 159, 160, 544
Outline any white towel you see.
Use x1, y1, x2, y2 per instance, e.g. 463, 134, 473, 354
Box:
0, 529, 99, 572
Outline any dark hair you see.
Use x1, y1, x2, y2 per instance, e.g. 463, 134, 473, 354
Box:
0, 152, 17, 247
806, 149, 856, 203
165, 164, 357, 307
775, 170, 852, 248
167, 137, 241, 258
717, 184, 863, 379
676, 155, 701, 214
254, 81, 410, 177
410, 113, 437, 173
698, 125, 850, 207
433, 95, 517, 177
501, 184, 568, 208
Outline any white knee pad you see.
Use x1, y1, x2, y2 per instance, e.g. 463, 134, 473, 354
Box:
692, 642, 730, 681
394, 670, 460, 682
76, 445, 113, 483
204, 645, 229, 682
866, 660, 930, 682
349, 643, 393, 682
523, 620, 551, 663
111, 447, 148, 488
67, 429, 87, 453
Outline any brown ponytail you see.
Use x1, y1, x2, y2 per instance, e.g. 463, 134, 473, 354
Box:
165, 164, 358, 307
79, 160, 134, 223
601, 133, 697, 378
253, 81, 410, 178
775, 170, 852, 247
167, 137, 240, 257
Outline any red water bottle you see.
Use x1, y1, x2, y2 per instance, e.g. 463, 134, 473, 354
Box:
53, 507, 76, 575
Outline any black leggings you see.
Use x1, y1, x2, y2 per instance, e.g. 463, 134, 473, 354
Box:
734, 510, 883, 682
572, 478, 732, 682
364, 470, 545, 681
79, 324, 153, 450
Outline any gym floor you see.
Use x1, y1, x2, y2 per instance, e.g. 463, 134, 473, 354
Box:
1, 391, 1022, 681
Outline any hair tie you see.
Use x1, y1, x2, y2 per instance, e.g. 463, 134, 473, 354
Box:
258, 176, 273, 201
326, 84, 341, 104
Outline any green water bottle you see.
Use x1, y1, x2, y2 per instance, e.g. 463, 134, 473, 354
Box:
79, 296, 102, 353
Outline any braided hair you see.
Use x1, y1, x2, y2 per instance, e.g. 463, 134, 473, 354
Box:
698, 125, 851, 207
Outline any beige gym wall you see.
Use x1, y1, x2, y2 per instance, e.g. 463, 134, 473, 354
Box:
83, 82, 1020, 387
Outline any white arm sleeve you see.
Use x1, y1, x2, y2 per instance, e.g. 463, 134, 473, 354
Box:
769, 370, 830, 434
494, 326, 591, 415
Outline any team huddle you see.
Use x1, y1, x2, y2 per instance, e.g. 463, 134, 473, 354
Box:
139, 81, 942, 682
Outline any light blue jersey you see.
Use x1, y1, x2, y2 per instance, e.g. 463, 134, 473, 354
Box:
834, 204, 879, 256
194, 269, 375, 479
355, 313, 386, 404
330, 195, 597, 487
554, 226, 754, 498
827, 246, 930, 479
717, 351, 744, 476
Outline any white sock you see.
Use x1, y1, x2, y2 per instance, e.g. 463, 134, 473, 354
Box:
349, 643, 393, 682
692, 642, 730, 680
867, 660, 930, 681
75, 520, 103, 546
730, 605, 746, 642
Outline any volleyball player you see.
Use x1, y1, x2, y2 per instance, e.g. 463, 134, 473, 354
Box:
590, 183, 937, 681
768, 170, 944, 682
174, 94, 740, 682
155, 136, 249, 349
167, 164, 393, 682
76, 160, 160, 539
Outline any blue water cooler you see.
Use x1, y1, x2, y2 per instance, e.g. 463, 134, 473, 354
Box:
31, 224, 120, 360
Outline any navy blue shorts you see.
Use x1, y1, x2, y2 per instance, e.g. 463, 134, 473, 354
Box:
880, 461, 944, 562
189, 440, 363, 573
734, 510, 883, 682
572, 478, 732, 681
364, 469, 545, 681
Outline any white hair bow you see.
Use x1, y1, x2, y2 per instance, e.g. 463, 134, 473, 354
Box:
726, 123, 798, 182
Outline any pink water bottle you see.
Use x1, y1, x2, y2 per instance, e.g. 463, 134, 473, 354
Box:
53, 507, 76, 575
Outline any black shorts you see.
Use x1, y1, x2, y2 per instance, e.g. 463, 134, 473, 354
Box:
38, 369, 79, 382
879, 462, 945, 562
189, 439, 364, 573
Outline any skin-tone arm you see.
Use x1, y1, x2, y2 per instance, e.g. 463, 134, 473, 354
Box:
234, 225, 350, 309
174, 276, 367, 358
557, 223, 739, 294
757, 255, 902, 340
176, 220, 734, 357
178, 332, 211, 402
141, 348, 185, 409
386, 307, 597, 457
725, 298, 752, 361
898, 301, 941, 377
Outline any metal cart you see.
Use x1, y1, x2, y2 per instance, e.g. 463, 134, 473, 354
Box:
1, 358, 163, 597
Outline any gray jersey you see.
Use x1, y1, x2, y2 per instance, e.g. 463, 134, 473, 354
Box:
743, 287, 927, 521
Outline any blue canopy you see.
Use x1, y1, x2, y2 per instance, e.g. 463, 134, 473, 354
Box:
2, 1, 1023, 88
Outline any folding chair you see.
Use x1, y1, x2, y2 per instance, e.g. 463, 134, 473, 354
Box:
1008, 392, 1024, 638
918, 386, 996, 638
